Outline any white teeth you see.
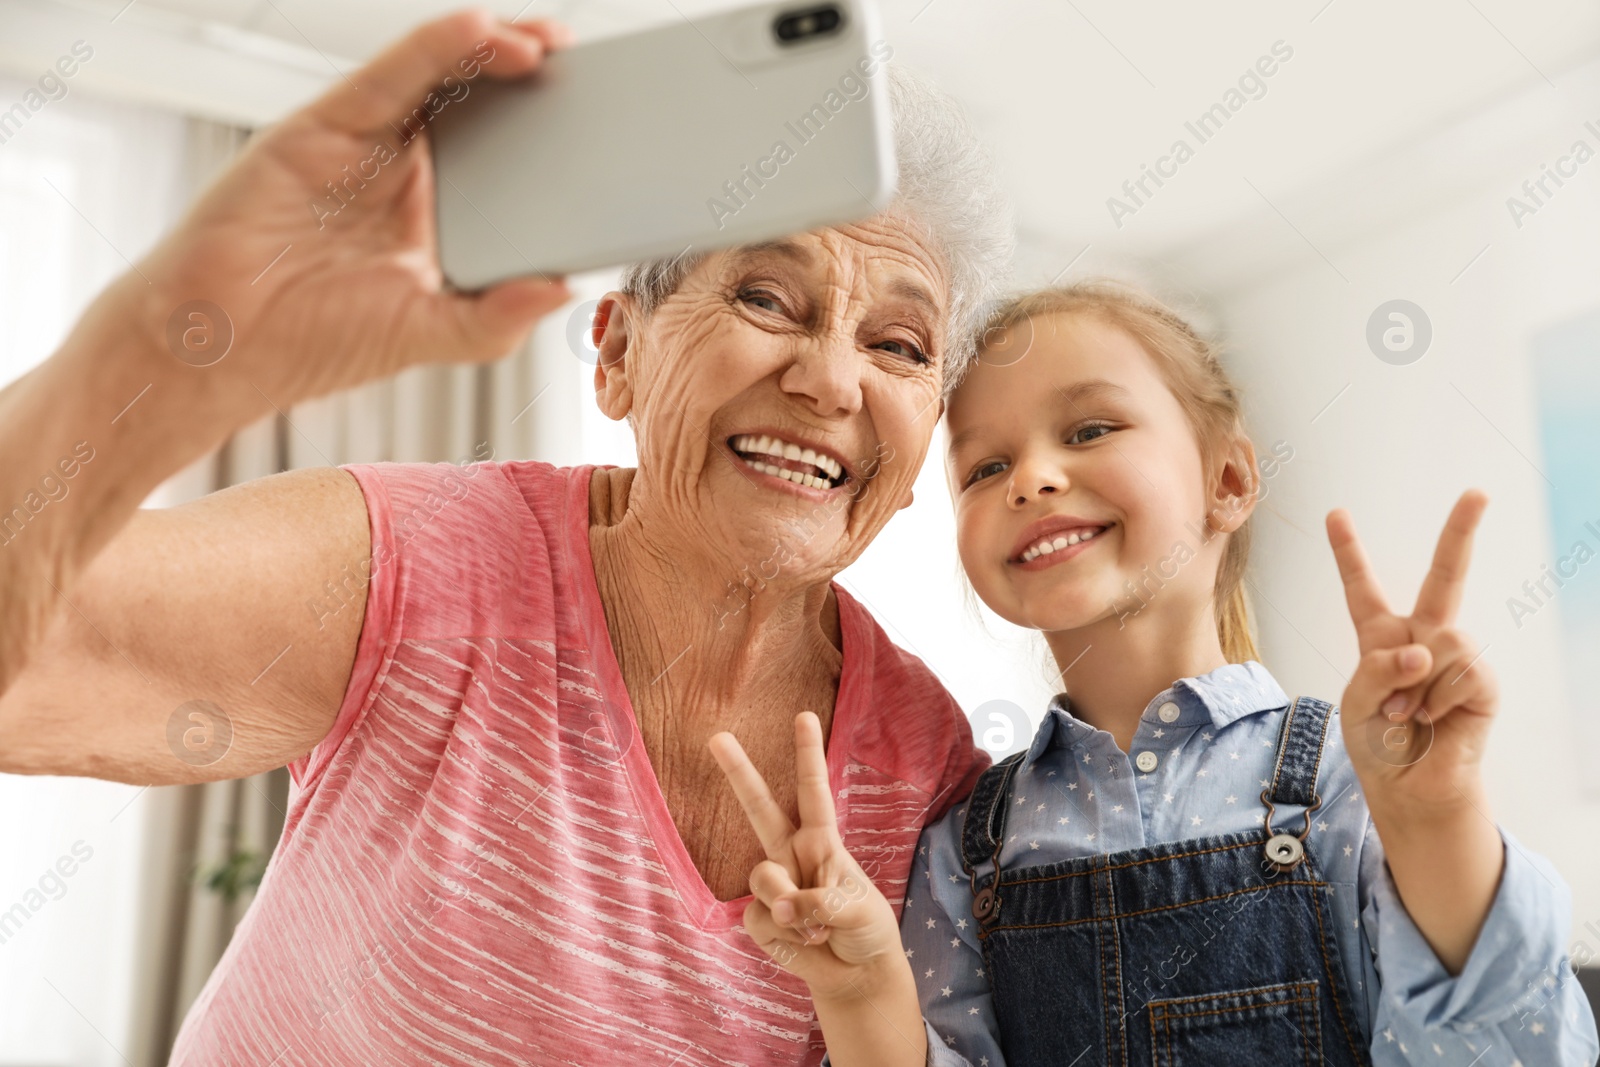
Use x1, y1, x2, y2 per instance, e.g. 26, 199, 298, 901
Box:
1020, 525, 1107, 562
730, 434, 845, 486
745, 458, 828, 490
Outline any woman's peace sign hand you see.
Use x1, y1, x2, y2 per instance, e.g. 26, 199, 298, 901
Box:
1325, 489, 1500, 811
708, 712, 909, 1003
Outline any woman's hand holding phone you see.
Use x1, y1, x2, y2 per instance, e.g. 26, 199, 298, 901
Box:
709, 713, 928, 1067
0, 9, 573, 699
126, 8, 572, 408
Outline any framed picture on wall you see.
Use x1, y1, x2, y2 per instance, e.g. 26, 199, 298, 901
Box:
1529, 310, 1600, 794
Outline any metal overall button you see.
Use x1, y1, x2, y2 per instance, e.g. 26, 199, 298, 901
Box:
969, 827, 1006, 934
1259, 787, 1320, 873
1264, 833, 1304, 870
972, 884, 998, 922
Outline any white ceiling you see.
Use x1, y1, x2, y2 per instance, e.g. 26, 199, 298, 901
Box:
8, 0, 1600, 292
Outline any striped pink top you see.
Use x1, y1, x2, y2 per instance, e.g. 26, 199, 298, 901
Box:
168, 459, 989, 1066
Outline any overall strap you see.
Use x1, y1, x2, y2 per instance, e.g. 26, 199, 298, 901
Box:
959, 752, 1027, 933
1266, 695, 1336, 809
960, 751, 1026, 876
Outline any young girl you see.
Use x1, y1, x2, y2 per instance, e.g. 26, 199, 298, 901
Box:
709, 282, 1599, 1067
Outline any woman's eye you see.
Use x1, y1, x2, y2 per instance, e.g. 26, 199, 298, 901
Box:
966, 460, 1006, 486
739, 289, 783, 313
875, 339, 930, 366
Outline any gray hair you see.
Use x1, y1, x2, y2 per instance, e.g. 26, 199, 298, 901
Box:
619, 63, 1013, 398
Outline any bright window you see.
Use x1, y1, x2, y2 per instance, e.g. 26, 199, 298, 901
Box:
0, 73, 186, 1067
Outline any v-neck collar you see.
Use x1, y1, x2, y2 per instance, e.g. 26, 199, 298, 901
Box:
566, 464, 862, 931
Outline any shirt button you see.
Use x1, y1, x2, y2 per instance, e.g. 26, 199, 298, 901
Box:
1135, 751, 1158, 773
1158, 701, 1180, 723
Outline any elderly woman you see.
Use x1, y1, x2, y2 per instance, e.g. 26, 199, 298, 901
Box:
0, 10, 1009, 1066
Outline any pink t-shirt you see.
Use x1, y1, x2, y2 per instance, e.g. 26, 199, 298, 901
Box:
168, 459, 989, 1066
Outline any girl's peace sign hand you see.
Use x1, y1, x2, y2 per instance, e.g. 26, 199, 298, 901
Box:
707, 712, 909, 1003
1325, 489, 1500, 809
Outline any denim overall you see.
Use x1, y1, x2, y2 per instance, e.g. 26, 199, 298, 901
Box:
960, 696, 1372, 1066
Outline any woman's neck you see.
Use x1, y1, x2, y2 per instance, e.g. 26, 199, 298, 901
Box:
585, 468, 844, 744
1043, 597, 1230, 752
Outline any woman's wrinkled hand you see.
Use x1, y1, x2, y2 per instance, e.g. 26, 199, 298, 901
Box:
125, 7, 572, 406
708, 712, 909, 1003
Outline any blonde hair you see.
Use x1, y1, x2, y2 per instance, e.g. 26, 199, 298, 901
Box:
972, 280, 1261, 665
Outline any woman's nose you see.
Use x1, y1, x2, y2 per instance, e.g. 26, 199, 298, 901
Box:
779, 334, 864, 418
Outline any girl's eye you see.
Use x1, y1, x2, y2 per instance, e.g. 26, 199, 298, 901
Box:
1070, 421, 1114, 444
965, 460, 1007, 487
739, 289, 783, 313
875, 339, 931, 366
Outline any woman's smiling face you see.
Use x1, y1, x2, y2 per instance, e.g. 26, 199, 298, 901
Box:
945, 311, 1236, 633
594, 215, 950, 582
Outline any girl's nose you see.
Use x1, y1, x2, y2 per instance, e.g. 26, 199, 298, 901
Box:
1007, 455, 1062, 507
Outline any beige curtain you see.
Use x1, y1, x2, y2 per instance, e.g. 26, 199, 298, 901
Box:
124, 114, 565, 1067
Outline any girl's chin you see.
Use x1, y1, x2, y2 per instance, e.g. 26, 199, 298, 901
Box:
1002, 587, 1114, 633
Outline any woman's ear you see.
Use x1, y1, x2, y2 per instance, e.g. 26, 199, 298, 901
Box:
592, 292, 637, 422
1206, 433, 1259, 534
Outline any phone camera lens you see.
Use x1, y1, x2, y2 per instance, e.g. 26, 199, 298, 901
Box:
774, 5, 843, 44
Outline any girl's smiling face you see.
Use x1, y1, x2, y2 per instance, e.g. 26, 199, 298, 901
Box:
944, 310, 1252, 633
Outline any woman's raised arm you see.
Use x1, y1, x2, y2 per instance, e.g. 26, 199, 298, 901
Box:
0, 8, 571, 778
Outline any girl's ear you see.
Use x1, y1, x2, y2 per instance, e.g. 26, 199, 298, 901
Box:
1206, 433, 1260, 534
592, 293, 637, 422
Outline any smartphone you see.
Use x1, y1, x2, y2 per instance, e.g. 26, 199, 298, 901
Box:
429, 0, 896, 287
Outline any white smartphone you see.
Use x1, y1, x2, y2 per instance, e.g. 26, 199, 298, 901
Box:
429, 0, 896, 288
